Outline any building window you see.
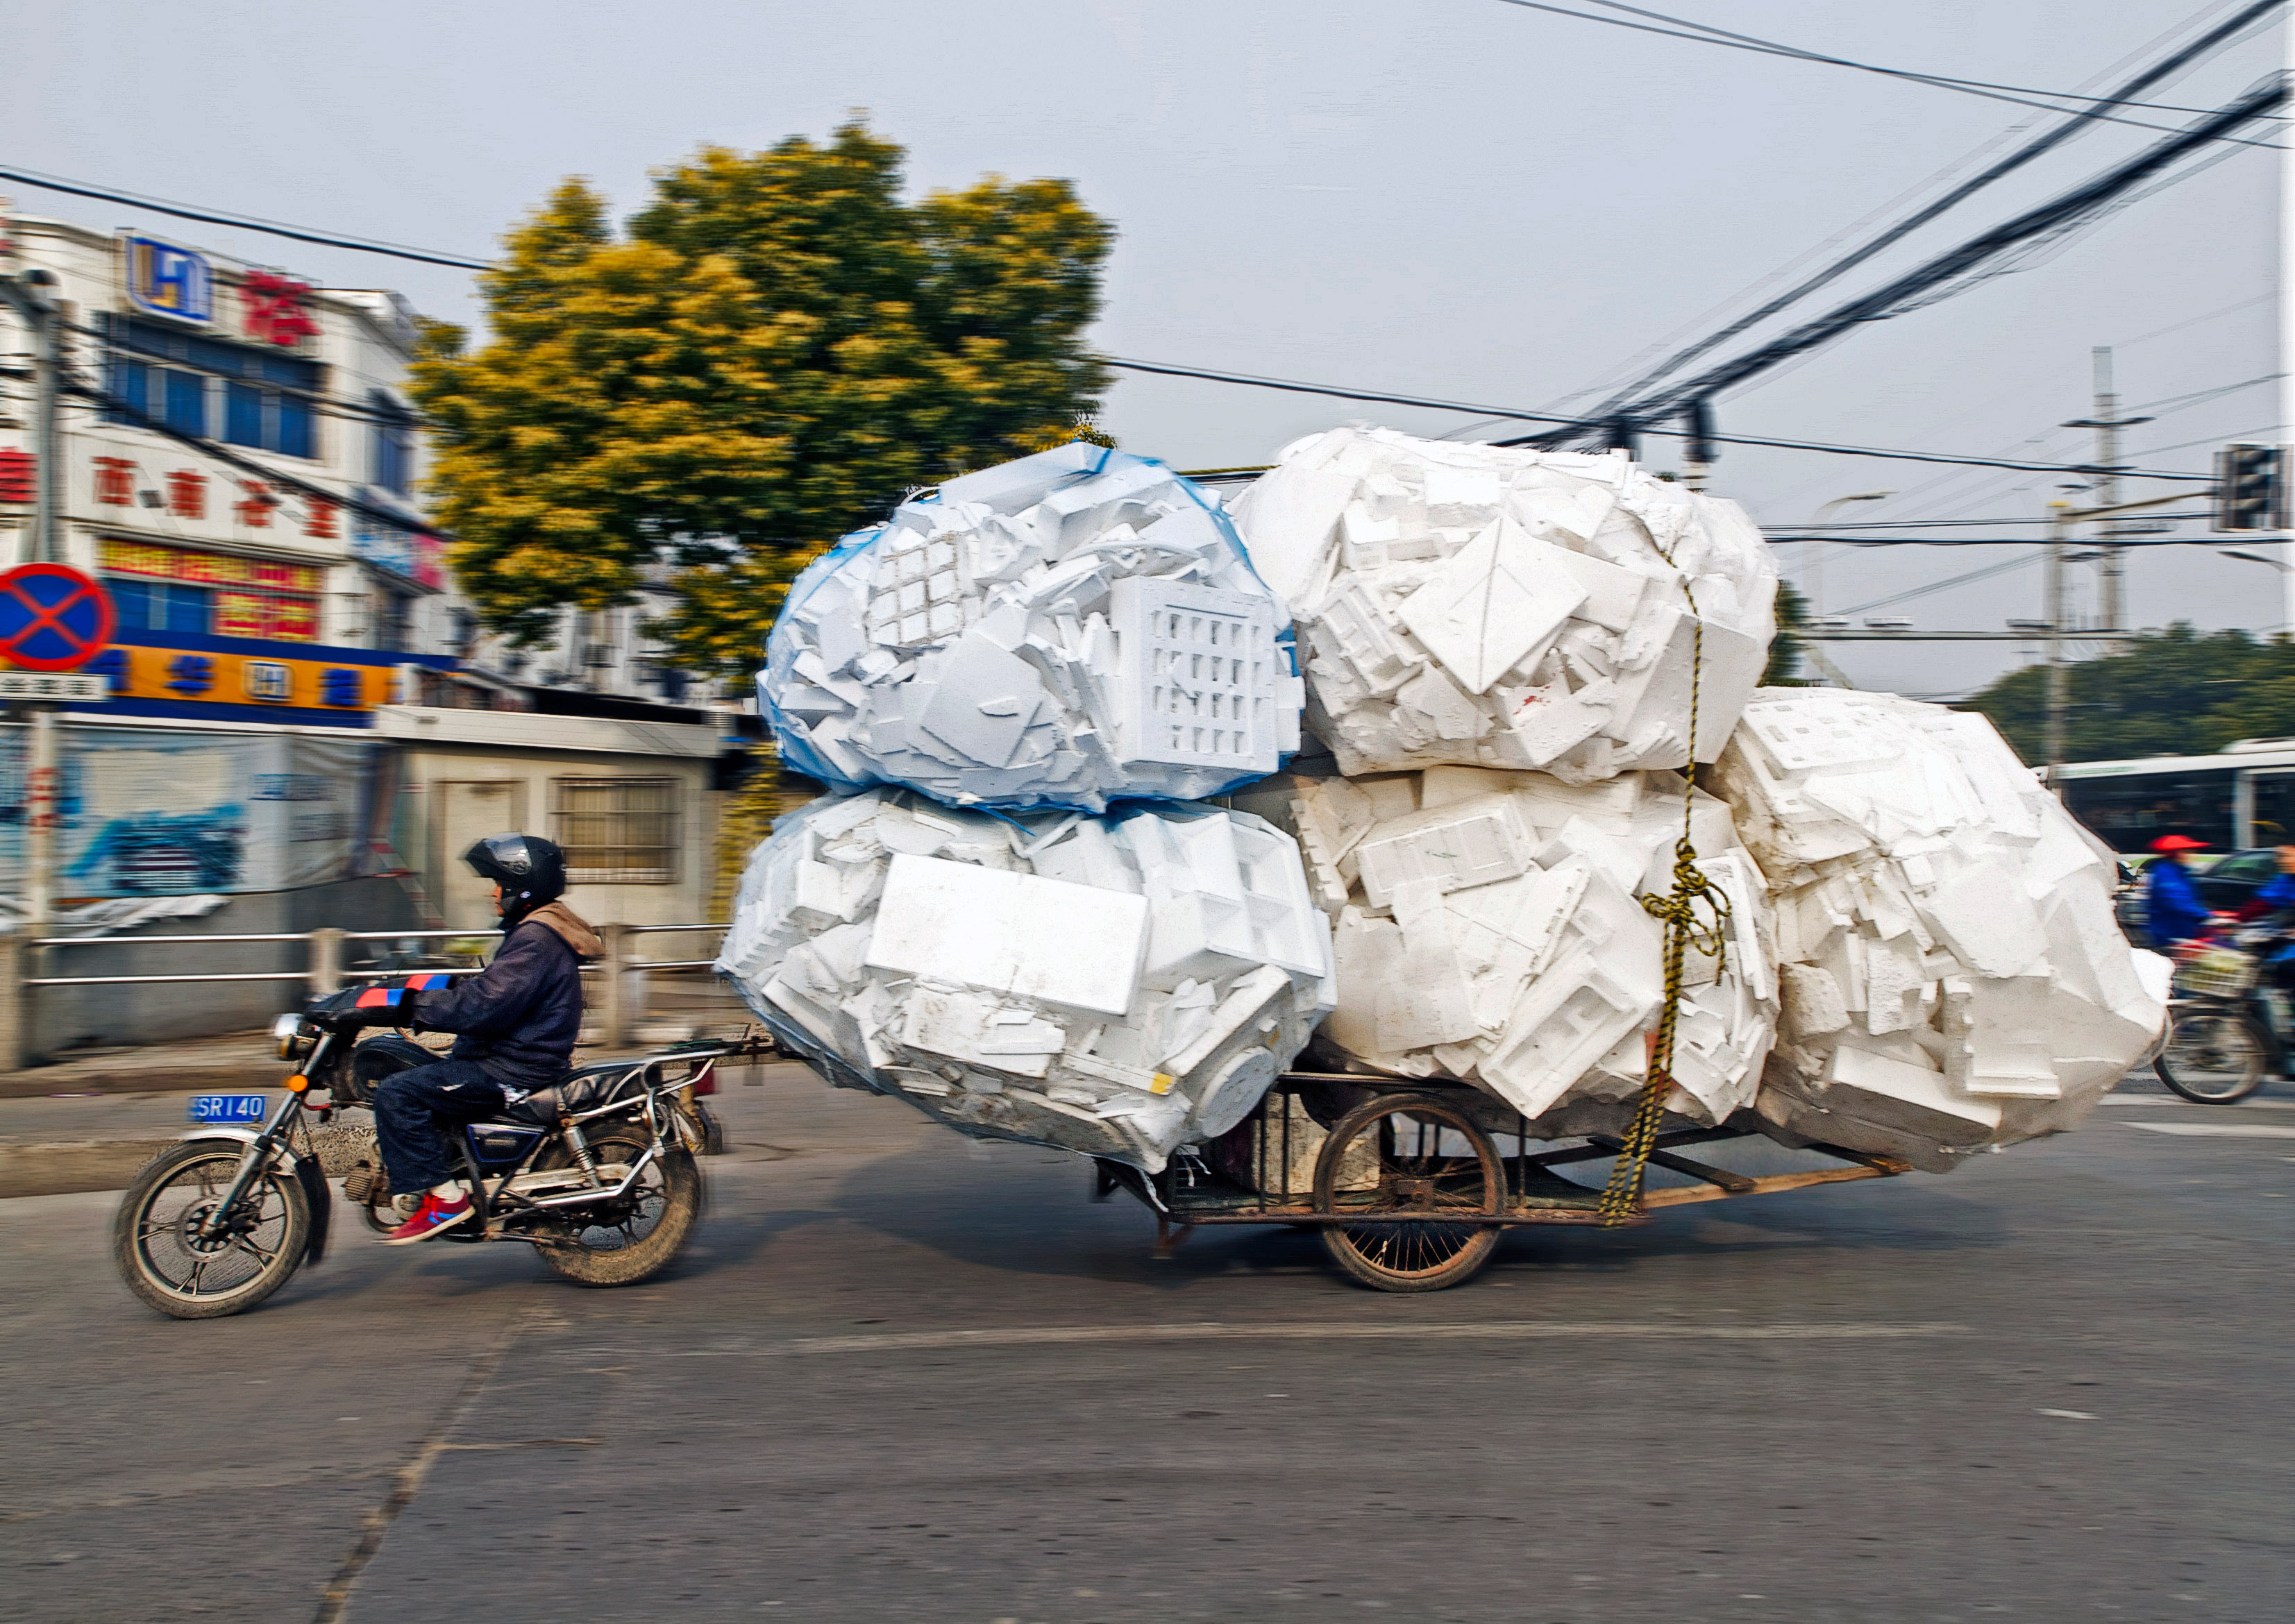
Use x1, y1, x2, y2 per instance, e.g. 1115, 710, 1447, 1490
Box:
103, 314, 321, 459
371, 392, 415, 495
373, 586, 414, 653
550, 778, 680, 883
110, 578, 215, 636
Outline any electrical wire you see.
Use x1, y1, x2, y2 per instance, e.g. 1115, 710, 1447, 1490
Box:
1563, 1, 2289, 419
1500, 76, 2289, 448
0, 164, 491, 269
1110, 355, 2217, 479
1487, 0, 2286, 142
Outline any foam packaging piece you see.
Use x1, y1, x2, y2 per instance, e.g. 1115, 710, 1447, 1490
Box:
760, 444, 1305, 812
1228, 426, 1777, 781
1712, 688, 2169, 1172
1237, 766, 1778, 1133
716, 788, 1335, 1172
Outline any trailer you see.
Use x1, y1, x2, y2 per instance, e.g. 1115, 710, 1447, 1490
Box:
1091, 1074, 1911, 1292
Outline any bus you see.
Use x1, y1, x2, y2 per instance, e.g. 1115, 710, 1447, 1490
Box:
2053, 738, 2295, 854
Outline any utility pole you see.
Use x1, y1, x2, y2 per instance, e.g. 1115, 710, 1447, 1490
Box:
2061, 346, 2152, 643
2042, 490, 2192, 796
2285, 15, 2295, 635
0, 261, 65, 933
2044, 503, 2069, 779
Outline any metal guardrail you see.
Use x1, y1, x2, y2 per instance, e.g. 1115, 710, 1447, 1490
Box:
1, 920, 728, 1062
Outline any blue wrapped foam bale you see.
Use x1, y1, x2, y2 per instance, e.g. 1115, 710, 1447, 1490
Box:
760, 445, 1304, 813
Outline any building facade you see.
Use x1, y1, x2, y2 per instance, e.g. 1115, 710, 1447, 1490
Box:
0, 207, 743, 1048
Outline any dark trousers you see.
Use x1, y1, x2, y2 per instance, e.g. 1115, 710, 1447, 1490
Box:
373, 1059, 508, 1196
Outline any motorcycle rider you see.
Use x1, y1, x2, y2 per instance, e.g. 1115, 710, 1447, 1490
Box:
343, 834, 602, 1243
2144, 834, 2215, 948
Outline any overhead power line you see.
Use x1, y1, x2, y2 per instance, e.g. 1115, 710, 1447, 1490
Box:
1108, 356, 2215, 480
1566, 0, 2288, 416
1500, 74, 2291, 449
1488, 0, 2286, 140
0, 164, 491, 270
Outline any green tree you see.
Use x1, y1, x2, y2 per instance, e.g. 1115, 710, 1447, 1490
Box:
412, 121, 1113, 678
1960, 623, 2295, 763
1761, 579, 1812, 686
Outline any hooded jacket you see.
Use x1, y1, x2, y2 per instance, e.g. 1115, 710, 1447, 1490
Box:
412, 902, 603, 1088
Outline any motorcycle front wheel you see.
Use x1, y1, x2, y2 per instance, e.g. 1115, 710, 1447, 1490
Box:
535, 1121, 700, 1288
113, 1142, 310, 1319
2155, 1007, 2271, 1103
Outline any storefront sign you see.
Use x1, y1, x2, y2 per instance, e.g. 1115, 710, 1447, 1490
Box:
350, 494, 447, 590
239, 269, 320, 348
121, 235, 214, 325
82, 643, 386, 712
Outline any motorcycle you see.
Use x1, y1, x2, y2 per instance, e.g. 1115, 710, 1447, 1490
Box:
2155, 927, 2285, 1105
113, 983, 749, 1320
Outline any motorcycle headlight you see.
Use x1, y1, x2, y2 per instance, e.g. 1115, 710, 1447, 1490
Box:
272, 1012, 305, 1060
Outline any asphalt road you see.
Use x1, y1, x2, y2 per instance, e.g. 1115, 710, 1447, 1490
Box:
1, 1065, 2288, 1624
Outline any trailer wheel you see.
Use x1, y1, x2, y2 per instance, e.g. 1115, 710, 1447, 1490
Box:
1313, 1093, 1502, 1292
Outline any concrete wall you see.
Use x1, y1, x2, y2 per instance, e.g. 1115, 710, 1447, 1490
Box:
393, 742, 723, 931
28, 874, 425, 1054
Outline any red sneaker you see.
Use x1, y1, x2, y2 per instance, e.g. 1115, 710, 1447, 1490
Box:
383, 1192, 474, 1245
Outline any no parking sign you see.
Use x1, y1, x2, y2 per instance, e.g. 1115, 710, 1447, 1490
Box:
0, 564, 115, 673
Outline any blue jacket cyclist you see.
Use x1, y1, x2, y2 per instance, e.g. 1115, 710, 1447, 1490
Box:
344, 834, 601, 1244
2143, 834, 2214, 947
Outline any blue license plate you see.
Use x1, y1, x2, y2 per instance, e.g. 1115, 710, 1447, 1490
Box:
187, 1094, 270, 1124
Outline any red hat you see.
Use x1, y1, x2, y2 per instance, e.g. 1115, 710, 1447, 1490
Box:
2151, 834, 2208, 853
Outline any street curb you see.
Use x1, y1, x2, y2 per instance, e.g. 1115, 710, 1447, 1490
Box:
0, 1067, 265, 1101
0, 1139, 169, 1199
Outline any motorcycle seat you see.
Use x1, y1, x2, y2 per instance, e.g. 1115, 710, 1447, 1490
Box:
500, 1060, 648, 1126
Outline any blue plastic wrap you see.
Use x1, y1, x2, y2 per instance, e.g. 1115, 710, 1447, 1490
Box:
759, 444, 1302, 813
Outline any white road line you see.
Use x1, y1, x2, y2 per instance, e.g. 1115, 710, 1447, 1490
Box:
773, 1321, 1968, 1357
2123, 1122, 2295, 1138
2099, 1097, 2295, 1109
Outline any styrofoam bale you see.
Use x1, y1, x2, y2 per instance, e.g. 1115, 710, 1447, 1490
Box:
1235, 426, 1779, 779
762, 447, 1302, 813
719, 792, 1332, 1172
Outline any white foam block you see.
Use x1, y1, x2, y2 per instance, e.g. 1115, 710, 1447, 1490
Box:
865, 853, 1150, 1015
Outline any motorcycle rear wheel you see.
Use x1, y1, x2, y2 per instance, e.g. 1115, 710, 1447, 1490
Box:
535, 1122, 700, 1288
2155, 1008, 2271, 1103
113, 1142, 310, 1319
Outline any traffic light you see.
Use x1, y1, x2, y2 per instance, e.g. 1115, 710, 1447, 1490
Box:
2213, 443, 2287, 531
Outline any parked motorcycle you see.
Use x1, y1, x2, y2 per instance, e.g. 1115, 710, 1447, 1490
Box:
113, 986, 748, 1320
2155, 931, 2283, 1104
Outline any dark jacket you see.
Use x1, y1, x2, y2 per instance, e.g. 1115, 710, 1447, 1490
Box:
2144, 858, 2212, 947
413, 902, 602, 1089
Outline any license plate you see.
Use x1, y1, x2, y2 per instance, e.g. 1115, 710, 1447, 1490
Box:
187, 1094, 270, 1124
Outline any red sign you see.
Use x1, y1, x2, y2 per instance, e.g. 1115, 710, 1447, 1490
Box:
0, 564, 116, 673
241, 271, 321, 348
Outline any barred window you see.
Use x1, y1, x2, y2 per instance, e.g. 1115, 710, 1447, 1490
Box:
550, 777, 680, 883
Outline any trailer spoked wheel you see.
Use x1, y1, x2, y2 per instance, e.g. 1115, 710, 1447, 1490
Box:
1313, 1093, 1503, 1292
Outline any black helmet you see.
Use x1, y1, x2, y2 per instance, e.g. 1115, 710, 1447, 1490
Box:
463, 832, 566, 920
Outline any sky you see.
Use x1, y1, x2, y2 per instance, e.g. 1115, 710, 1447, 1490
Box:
1, 0, 2282, 699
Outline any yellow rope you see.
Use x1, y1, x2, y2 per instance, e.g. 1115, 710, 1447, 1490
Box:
1597, 572, 1732, 1225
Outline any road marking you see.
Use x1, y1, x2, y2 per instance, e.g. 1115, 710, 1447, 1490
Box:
2099, 1097, 2295, 1110
2037, 1408, 2097, 1421
768, 1321, 1968, 1357
2123, 1122, 2295, 1138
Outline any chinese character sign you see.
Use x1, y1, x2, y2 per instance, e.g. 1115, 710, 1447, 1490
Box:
165, 470, 206, 519
239, 271, 320, 348
93, 457, 135, 506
